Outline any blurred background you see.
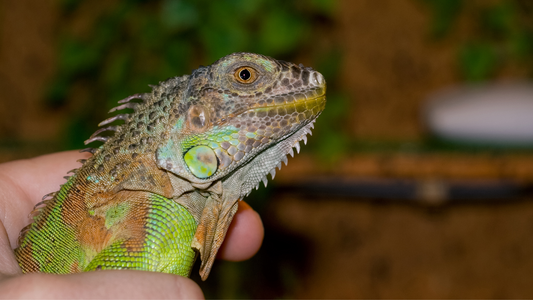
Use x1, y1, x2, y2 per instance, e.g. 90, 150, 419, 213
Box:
2, 0, 533, 298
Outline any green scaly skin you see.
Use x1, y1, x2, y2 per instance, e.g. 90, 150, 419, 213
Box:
15, 52, 326, 280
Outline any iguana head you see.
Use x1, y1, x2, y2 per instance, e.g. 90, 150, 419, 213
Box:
156, 52, 326, 197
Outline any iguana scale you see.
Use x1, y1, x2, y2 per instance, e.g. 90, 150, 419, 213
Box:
15, 52, 326, 280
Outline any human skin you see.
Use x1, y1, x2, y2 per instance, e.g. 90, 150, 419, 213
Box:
0, 151, 264, 299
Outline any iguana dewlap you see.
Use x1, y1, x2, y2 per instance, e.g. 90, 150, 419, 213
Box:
15, 52, 326, 280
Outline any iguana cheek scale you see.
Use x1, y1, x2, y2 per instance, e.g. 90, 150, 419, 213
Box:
15, 52, 326, 280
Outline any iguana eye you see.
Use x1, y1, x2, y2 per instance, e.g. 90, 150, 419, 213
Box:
234, 67, 257, 84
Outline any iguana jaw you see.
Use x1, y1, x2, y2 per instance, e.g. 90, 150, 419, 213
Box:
240, 116, 319, 198
233, 89, 325, 194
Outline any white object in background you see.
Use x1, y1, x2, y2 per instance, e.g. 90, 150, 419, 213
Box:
424, 82, 533, 145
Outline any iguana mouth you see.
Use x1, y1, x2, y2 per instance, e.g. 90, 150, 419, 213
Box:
251, 88, 325, 109
228, 85, 326, 123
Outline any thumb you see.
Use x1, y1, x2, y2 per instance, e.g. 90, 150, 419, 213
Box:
0, 270, 204, 299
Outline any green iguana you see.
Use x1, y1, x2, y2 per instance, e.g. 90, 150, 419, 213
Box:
15, 52, 326, 280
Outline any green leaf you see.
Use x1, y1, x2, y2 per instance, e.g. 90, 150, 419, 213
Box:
423, 0, 463, 38
258, 10, 309, 56
308, 0, 338, 16
226, 0, 264, 16
103, 50, 132, 88
315, 48, 342, 81
58, 38, 100, 76
459, 42, 498, 82
510, 31, 533, 59
481, 1, 516, 38
160, 0, 199, 31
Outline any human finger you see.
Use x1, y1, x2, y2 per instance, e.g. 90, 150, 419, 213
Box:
217, 201, 264, 261
0, 270, 204, 299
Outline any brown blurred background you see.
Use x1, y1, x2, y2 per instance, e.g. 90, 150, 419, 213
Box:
2, 0, 533, 298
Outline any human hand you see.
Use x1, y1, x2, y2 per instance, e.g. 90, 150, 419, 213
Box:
0, 151, 264, 299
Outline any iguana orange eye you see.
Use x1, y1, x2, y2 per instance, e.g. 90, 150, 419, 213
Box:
234, 67, 257, 84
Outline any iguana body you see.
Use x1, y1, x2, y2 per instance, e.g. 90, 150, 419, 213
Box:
15, 52, 326, 280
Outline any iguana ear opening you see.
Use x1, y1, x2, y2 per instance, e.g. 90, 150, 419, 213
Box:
187, 105, 210, 132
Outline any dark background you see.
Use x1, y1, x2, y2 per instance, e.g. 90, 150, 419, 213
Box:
2, 0, 533, 298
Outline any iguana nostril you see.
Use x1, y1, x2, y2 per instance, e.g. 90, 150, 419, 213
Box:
316, 73, 325, 85
310, 72, 325, 86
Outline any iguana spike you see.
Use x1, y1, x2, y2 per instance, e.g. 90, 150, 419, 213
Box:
28, 199, 52, 219
67, 169, 78, 174
90, 126, 118, 139
33, 199, 51, 211
63, 176, 70, 180
77, 159, 87, 164
302, 135, 307, 145
294, 141, 301, 153
28, 211, 40, 219
30, 199, 53, 220
18, 224, 32, 246
80, 148, 96, 154
109, 103, 138, 113
269, 168, 276, 180
282, 156, 288, 166
84, 136, 109, 145
288, 148, 294, 158
98, 114, 129, 127
117, 93, 150, 104
262, 176, 268, 188
19, 224, 31, 235
277, 162, 282, 170
42, 192, 56, 201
